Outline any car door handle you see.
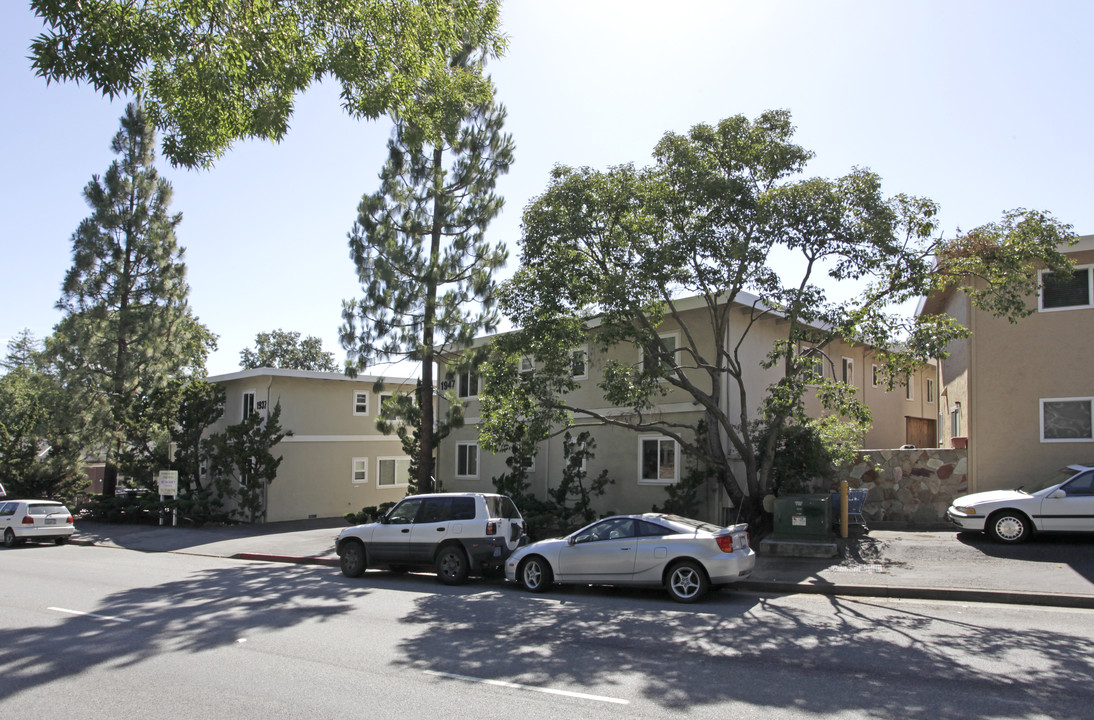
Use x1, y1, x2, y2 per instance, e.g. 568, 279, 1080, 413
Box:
621, 547, 631, 551
401, 528, 410, 533
436, 527, 446, 532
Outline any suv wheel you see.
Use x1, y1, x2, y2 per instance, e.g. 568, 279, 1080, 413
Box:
339, 541, 367, 578
435, 546, 469, 585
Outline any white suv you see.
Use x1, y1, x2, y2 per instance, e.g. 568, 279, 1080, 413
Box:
336, 493, 526, 585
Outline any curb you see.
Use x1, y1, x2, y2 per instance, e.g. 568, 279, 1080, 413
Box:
233, 553, 339, 568
736, 580, 1094, 609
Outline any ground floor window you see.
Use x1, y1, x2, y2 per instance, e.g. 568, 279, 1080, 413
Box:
352, 458, 368, 484
1041, 397, 1094, 442
638, 436, 678, 484
456, 443, 479, 478
378, 457, 411, 487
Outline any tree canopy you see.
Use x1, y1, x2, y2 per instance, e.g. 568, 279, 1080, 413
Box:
240, 329, 337, 372
479, 110, 1076, 520
29, 0, 506, 167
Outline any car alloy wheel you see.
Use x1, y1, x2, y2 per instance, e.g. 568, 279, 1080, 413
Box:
521, 556, 553, 593
339, 541, 367, 578
667, 561, 709, 603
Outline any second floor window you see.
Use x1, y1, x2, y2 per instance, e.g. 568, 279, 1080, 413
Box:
458, 372, 479, 399
1041, 266, 1093, 311
353, 391, 369, 416
242, 391, 255, 420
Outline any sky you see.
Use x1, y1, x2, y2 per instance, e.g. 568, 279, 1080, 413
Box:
2, 1, 1092, 378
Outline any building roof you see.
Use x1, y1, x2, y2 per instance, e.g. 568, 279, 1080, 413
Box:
207, 367, 416, 385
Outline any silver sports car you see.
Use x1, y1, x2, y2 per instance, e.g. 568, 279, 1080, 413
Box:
504, 513, 755, 603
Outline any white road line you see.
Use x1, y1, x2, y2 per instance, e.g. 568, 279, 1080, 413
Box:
48, 607, 130, 623
423, 670, 629, 705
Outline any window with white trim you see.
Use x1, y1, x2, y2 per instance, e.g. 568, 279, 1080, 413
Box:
1041, 397, 1094, 442
457, 372, 479, 399
950, 405, 961, 437
377, 457, 411, 487
841, 357, 854, 385
456, 442, 479, 478
353, 391, 369, 416
871, 364, 880, 388
926, 378, 935, 404
798, 345, 823, 385
378, 393, 394, 415
1040, 266, 1093, 311
352, 458, 368, 484
571, 346, 588, 380
519, 356, 535, 378
638, 436, 678, 484
242, 390, 256, 420
641, 332, 679, 372
905, 376, 914, 401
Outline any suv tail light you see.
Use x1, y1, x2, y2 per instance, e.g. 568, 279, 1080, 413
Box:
716, 535, 734, 553
485, 521, 497, 536
22, 516, 35, 525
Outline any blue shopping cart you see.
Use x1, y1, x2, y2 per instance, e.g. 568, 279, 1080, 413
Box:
830, 488, 869, 534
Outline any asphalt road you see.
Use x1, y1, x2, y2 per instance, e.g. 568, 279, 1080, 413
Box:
3, 544, 1094, 719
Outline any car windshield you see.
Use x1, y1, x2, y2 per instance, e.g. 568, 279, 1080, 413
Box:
1024, 467, 1086, 494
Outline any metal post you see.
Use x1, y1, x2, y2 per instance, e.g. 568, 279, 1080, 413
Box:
840, 480, 849, 539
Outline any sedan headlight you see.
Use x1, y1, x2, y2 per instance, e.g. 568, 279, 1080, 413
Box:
952, 506, 978, 515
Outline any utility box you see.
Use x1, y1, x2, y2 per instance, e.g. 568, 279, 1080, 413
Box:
773, 495, 833, 541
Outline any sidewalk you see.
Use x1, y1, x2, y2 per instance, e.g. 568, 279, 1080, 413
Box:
68, 519, 1094, 608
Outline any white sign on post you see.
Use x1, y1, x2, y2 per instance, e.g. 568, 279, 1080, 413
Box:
157, 470, 179, 496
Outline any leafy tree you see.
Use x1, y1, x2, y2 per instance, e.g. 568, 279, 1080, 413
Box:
374, 380, 459, 494
341, 47, 513, 494
0, 340, 84, 501
547, 431, 613, 531
50, 102, 215, 498
29, 0, 505, 167
240, 329, 337, 372
204, 402, 286, 523
479, 110, 1076, 525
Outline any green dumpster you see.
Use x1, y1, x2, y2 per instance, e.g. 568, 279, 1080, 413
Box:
772, 495, 833, 541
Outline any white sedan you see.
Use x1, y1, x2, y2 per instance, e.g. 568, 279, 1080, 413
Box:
947, 464, 1094, 543
504, 514, 755, 603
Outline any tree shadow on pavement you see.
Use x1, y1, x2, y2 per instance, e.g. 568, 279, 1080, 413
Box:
0, 561, 360, 701
393, 585, 1094, 718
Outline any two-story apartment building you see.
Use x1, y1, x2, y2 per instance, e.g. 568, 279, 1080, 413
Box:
436, 292, 937, 522
206, 368, 417, 522
919, 234, 1094, 493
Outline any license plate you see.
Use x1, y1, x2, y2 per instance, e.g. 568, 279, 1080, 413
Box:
792, 515, 806, 526
45, 518, 56, 525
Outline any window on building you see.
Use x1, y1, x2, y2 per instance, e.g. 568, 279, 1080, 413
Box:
841, 357, 854, 384
799, 345, 823, 385
950, 405, 961, 438
242, 391, 256, 420
642, 332, 679, 372
1041, 397, 1094, 442
571, 346, 588, 380
871, 364, 880, 388
378, 457, 411, 486
905, 376, 914, 401
639, 436, 678, 484
353, 391, 369, 416
457, 372, 479, 399
352, 458, 368, 484
378, 393, 394, 416
926, 378, 935, 404
520, 356, 535, 378
456, 443, 479, 478
1040, 266, 1093, 311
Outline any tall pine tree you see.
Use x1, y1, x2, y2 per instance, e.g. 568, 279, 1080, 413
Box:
52, 103, 213, 497
341, 48, 513, 493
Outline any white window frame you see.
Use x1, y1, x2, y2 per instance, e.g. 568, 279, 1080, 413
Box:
1039, 265, 1094, 312
1040, 397, 1094, 443
641, 331, 680, 372
457, 372, 479, 399
871, 364, 880, 388
378, 393, 394, 415
950, 405, 961, 438
841, 357, 854, 385
377, 456, 411, 487
798, 344, 823, 385
926, 378, 935, 404
351, 457, 368, 484
637, 435, 679, 485
571, 345, 589, 380
242, 390, 256, 420
353, 391, 369, 416
905, 376, 914, 401
519, 356, 535, 378
455, 442, 479, 479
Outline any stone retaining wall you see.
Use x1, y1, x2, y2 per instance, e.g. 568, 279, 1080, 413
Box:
820, 448, 969, 526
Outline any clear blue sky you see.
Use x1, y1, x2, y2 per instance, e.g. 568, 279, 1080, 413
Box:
2, 1, 1092, 377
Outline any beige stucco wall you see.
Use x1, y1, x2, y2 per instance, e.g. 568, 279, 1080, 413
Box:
207, 369, 417, 522
962, 246, 1094, 492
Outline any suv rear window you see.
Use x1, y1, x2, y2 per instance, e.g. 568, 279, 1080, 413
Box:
485, 496, 520, 519
28, 504, 69, 515
418, 497, 477, 523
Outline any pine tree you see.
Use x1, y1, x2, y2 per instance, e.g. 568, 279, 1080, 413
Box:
341, 48, 513, 493
51, 103, 213, 497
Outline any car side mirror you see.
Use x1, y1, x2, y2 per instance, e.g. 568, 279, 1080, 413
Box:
1049, 489, 1067, 499
379, 516, 390, 525
567, 536, 577, 546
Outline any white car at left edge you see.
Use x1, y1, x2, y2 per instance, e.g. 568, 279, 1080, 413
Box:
0, 499, 76, 547
947, 464, 1094, 543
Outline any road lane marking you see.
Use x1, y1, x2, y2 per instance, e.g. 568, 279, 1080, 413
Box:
48, 607, 130, 623
423, 670, 629, 705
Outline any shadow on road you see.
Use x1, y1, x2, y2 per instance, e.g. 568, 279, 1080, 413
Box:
956, 530, 1094, 584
